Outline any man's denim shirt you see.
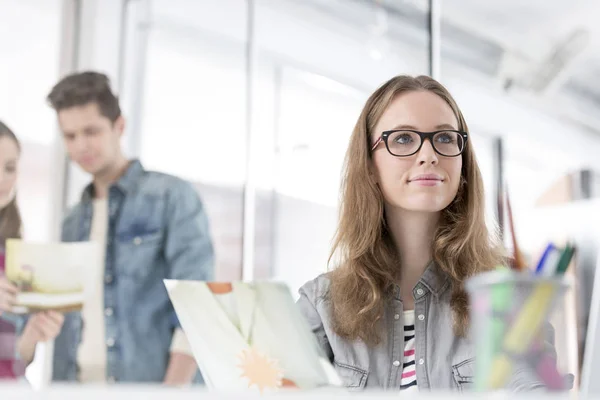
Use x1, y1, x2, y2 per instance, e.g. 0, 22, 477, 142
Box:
32, 160, 214, 382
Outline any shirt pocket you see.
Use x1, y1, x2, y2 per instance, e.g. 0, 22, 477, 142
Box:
452, 357, 475, 392
115, 229, 164, 280
333, 361, 368, 390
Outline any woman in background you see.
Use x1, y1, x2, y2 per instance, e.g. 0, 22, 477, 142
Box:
297, 76, 555, 391
0, 121, 64, 380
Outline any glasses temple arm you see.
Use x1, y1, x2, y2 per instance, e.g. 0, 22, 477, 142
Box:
371, 137, 382, 151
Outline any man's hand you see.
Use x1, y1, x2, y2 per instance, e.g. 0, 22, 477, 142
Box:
17, 311, 65, 365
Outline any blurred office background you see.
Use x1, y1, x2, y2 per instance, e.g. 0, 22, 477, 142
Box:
2, 0, 600, 389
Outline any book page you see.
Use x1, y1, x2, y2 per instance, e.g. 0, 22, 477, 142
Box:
164, 280, 340, 392
5, 239, 101, 312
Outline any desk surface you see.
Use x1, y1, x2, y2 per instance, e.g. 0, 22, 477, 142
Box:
0, 384, 578, 400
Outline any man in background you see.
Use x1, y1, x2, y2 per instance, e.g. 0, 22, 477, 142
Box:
32, 71, 214, 384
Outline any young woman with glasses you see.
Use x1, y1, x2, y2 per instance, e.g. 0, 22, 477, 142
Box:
297, 75, 555, 391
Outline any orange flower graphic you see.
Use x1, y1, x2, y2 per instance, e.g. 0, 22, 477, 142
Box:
237, 347, 284, 393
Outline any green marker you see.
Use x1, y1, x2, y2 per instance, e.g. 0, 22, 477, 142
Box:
555, 244, 575, 276
474, 266, 513, 391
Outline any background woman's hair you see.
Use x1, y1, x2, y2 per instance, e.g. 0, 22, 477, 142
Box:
0, 121, 23, 243
328, 75, 504, 345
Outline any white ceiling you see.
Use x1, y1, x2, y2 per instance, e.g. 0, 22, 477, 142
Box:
439, 0, 600, 134
303, 0, 600, 133
440, 1, 600, 89
440, 0, 597, 47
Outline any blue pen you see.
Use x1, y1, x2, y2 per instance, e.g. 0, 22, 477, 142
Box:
535, 243, 556, 275
542, 246, 564, 277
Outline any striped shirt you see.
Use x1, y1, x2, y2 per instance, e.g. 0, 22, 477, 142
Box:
400, 310, 417, 390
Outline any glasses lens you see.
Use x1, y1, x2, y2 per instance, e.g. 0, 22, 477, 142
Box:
433, 131, 464, 156
387, 131, 421, 156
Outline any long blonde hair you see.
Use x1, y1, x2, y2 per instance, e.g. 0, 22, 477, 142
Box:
328, 75, 504, 345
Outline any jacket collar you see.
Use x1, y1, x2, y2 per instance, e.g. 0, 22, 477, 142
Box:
419, 260, 450, 297
81, 159, 144, 202
393, 260, 450, 300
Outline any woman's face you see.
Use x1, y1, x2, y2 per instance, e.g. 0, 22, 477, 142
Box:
0, 136, 19, 208
371, 90, 463, 213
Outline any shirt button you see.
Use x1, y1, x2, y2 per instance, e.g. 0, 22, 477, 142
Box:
106, 338, 116, 347
416, 288, 424, 296
419, 358, 425, 365
105, 274, 113, 284
418, 314, 425, 321
393, 360, 400, 367
394, 314, 400, 320
133, 236, 142, 245
105, 308, 113, 317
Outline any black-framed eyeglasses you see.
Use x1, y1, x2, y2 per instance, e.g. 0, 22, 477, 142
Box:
371, 130, 468, 157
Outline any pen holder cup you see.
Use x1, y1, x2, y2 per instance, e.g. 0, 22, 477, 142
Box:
465, 270, 573, 392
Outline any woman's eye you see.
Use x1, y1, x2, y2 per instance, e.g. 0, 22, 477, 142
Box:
436, 133, 455, 144
394, 134, 414, 144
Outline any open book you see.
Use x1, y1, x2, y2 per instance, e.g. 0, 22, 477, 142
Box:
165, 280, 341, 392
5, 239, 100, 314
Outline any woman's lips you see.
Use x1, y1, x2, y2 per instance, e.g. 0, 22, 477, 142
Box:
408, 174, 444, 186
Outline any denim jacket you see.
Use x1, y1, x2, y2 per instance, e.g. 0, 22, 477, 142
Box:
297, 262, 562, 391
31, 160, 214, 382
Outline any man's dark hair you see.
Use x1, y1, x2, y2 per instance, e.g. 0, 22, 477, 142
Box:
47, 71, 121, 123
